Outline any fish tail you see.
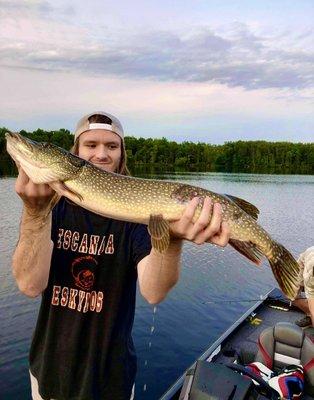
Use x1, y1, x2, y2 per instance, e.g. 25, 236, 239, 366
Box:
268, 242, 300, 300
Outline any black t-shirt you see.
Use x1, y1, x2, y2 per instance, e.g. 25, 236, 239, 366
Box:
29, 198, 151, 400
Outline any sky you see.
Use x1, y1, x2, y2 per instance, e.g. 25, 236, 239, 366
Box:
0, 0, 313, 143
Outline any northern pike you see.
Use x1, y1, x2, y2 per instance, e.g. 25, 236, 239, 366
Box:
6, 132, 300, 299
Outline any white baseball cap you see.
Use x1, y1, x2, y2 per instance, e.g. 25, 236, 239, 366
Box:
74, 111, 124, 141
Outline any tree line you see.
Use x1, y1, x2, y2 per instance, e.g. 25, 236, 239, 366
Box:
0, 127, 313, 176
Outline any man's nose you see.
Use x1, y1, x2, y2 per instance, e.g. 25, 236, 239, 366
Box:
95, 146, 108, 159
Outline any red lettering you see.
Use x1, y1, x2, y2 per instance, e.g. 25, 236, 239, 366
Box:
51, 285, 61, 305
51, 286, 103, 313
97, 236, 106, 255
89, 235, 100, 255
77, 290, 85, 312
61, 287, 69, 307
96, 292, 104, 312
83, 292, 91, 313
63, 230, 72, 250
68, 288, 78, 309
105, 234, 114, 254
57, 230, 115, 257
78, 234, 88, 253
89, 291, 97, 311
57, 229, 64, 249
71, 231, 79, 252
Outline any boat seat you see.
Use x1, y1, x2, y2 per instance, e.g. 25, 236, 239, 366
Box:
255, 322, 314, 393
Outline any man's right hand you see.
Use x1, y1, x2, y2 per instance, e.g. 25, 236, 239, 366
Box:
15, 166, 56, 214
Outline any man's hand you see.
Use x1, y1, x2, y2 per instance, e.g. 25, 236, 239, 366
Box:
15, 166, 56, 214
169, 196, 230, 247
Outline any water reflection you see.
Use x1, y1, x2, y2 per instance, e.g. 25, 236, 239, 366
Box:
0, 173, 313, 400
134, 170, 314, 185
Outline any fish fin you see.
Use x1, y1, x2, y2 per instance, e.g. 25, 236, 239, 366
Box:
268, 243, 300, 301
20, 163, 63, 184
50, 181, 83, 203
224, 194, 259, 220
229, 239, 263, 266
47, 192, 61, 210
42, 192, 61, 218
148, 214, 170, 253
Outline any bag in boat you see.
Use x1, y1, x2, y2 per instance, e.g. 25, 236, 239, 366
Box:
268, 365, 304, 400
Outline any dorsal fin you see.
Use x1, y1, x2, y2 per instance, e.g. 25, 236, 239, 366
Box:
224, 194, 259, 220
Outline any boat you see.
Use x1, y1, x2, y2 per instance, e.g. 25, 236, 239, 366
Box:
159, 288, 314, 400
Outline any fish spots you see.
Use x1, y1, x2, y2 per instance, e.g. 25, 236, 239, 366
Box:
171, 184, 208, 204
233, 209, 242, 220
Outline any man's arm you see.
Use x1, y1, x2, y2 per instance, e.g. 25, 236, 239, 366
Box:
138, 197, 230, 304
13, 209, 53, 297
308, 298, 314, 327
301, 246, 314, 327
137, 239, 182, 304
12, 168, 56, 297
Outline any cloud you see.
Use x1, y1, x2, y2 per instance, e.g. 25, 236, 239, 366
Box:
1, 66, 312, 143
2, 67, 311, 120
0, 0, 73, 18
0, 3, 313, 92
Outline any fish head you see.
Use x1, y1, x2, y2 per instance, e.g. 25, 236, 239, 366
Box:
6, 131, 84, 184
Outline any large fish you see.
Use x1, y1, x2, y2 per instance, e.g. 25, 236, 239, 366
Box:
6, 132, 300, 299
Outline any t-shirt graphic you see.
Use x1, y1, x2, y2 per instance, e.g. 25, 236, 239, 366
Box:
72, 255, 97, 290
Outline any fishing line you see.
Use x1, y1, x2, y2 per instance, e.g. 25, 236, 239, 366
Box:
202, 295, 305, 304
136, 295, 306, 308
203, 299, 267, 304
141, 251, 164, 394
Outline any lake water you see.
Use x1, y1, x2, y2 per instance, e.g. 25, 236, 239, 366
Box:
0, 173, 313, 399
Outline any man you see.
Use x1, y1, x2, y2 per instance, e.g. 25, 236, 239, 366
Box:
12, 111, 230, 399
294, 246, 314, 328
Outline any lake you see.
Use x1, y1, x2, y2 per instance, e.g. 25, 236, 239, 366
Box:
0, 172, 313, 399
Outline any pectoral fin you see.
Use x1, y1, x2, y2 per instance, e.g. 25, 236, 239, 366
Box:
50, 181, 83, 203
48, 192, 61, 210
148, 214, 170, 253
42, 192, 61, 218
21, 164, 63, 184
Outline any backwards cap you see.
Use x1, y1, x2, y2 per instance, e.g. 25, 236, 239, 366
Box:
74, 111, 124, 141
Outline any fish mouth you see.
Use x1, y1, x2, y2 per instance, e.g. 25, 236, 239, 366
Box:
6, 131, 83, 184
6, 131, 37, 148
6, 131, 45, 168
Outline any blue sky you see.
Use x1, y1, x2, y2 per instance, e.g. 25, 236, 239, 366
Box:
0, 0, 313, 143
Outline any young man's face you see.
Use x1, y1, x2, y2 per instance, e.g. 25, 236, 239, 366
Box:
78, 129, 122, 173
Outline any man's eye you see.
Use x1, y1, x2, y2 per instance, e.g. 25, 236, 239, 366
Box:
86, 144, 96, 148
